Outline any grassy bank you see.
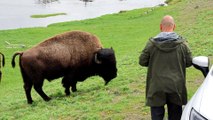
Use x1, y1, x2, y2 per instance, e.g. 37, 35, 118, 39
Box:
0, 0, 212, 119
31, 13, 67, 18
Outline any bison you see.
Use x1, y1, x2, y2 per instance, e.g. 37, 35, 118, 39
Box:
0, 53, 5, 82
11, 31, 117, 104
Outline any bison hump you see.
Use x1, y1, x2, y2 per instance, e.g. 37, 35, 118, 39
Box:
40, 30, 102, 49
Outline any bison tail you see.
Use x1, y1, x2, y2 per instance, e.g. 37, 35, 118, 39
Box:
12, 52, 23, 68
0, 52, 5, 68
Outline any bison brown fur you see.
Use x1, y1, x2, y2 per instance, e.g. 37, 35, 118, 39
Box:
11, 31, 117, 104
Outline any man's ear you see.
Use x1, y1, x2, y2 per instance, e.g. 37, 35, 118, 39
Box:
160, 24, 163, 32
173, 24, 176, 31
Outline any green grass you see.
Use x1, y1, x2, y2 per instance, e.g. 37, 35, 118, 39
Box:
0, 0, 213, 119
31, 13, 67, 18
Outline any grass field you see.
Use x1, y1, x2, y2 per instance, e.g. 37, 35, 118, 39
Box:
0, 0, 212, 119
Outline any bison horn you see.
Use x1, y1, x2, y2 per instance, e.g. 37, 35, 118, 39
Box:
94, 53, 102, 64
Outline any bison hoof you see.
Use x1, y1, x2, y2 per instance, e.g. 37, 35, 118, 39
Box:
65, 89, 70, 96
44, 97, 51, 102
71, 88, 77, 92
27, 100, 33, 104
66, 93, 70, 96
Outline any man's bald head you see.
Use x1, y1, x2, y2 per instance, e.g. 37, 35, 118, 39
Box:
160, 15, 176, 32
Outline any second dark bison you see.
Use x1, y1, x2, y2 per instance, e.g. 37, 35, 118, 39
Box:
0, 53, 5, 82
12, 31, 117, 104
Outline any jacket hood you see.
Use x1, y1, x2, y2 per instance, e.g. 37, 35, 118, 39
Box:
150, 32, 185, 52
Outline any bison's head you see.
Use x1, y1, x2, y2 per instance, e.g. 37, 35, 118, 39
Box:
95, 48, 117, 85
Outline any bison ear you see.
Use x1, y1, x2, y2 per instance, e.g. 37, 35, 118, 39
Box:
95, 53, 102, 64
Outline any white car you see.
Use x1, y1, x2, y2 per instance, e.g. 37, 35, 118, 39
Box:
181, 56, 213, 120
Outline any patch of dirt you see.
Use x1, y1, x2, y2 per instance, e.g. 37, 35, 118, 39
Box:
124, 113, 151, 120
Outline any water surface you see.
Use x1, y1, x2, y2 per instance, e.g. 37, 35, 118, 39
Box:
0, 0, 165, 30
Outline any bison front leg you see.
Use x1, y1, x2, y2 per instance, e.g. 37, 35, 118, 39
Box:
33, 80, 51, 102
62, 76, 77, 95
62, 77, 71, 95
71, 80, 77, 92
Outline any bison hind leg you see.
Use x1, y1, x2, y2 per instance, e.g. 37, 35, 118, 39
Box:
24, 81, 33, 104
21, 70, 34, 104
33, 80, 51, 102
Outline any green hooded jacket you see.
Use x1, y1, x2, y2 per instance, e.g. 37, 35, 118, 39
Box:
139, 32, 192, 106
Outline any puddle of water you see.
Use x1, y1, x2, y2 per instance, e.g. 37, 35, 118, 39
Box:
0, 0, 166, 30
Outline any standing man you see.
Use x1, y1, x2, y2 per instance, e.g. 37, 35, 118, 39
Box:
139, 15, 192, 120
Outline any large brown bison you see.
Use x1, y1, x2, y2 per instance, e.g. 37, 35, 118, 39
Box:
0, 52, 5, 82
11, 31, 117, 104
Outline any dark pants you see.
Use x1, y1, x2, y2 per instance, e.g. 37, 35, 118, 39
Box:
151, 102, 182, 120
